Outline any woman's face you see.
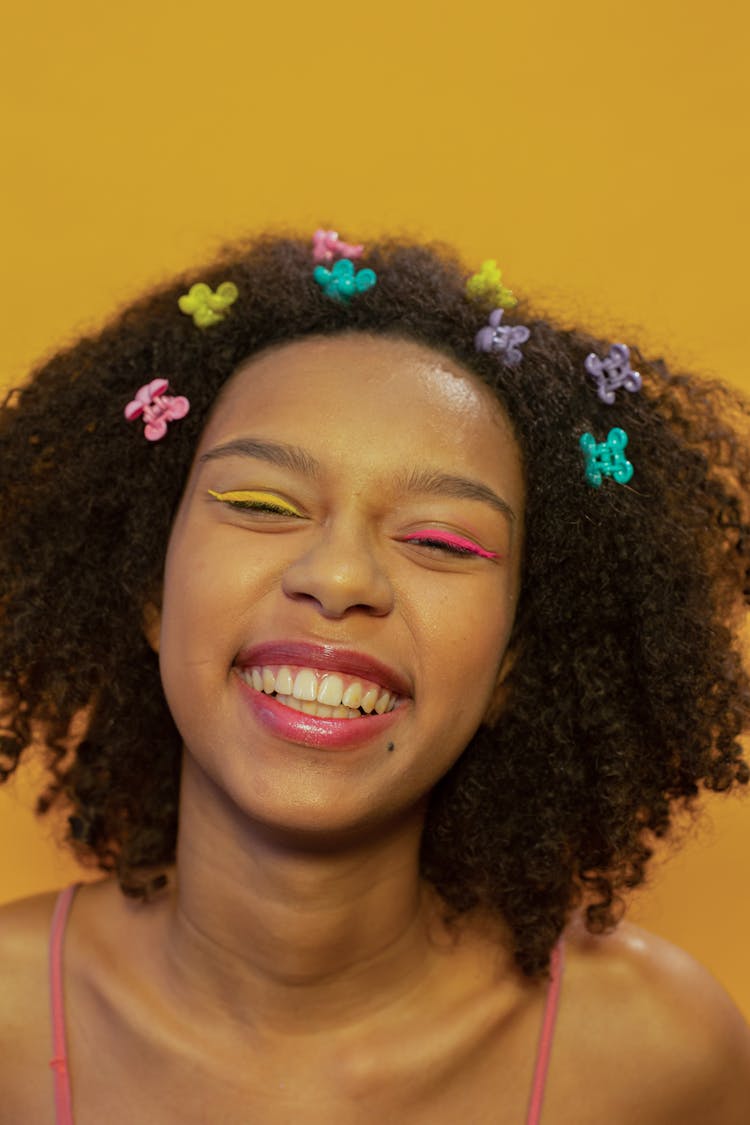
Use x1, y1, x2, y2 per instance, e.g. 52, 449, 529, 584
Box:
157, 334, 524, 841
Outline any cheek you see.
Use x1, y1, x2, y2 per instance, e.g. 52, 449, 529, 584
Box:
415, 582, 515, 715
158, 531, 234, 743
162, 525, 250, 630
159, 525, 290, 708
405, 594, 512, 789
159, 524, 234, 663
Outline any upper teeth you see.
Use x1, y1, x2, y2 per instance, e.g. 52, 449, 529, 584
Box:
237, 665, 399, 715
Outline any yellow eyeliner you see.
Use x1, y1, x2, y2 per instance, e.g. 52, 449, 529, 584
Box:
207, 489, 302, 516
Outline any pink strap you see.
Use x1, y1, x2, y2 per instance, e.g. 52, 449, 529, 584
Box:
525, 936, 565, 1125
46, 884, 560, 1125
49, 884, 79, 1125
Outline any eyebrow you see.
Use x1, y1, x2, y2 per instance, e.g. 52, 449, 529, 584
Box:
199, 437, 321, 479
199, 437, 516, 523
393, 467, 516, 523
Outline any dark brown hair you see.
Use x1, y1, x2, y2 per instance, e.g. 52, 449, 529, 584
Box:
2, 234, 749, 977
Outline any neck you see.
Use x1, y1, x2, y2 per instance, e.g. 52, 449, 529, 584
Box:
158, 755, 454, 1037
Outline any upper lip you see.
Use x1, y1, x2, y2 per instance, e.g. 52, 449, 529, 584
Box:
234, 641, 413, 698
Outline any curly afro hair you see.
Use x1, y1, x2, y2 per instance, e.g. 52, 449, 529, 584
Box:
1, 233, 749, 978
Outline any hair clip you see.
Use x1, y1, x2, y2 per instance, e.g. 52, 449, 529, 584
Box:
585, 344, 642, 405
579, 427, 633, 487
178, 281, 238, 328
124, 379, 190, 441
312, 229, 364, 265
466, 260, 517, 309
475, 308, 530, 366
313, 258, 377, 302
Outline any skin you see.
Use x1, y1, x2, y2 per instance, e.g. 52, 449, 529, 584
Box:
161, 332, 523, 847
0, 333, 749, 1123
154, 332, 525, 1017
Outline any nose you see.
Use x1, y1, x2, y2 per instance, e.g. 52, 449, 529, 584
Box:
281, 520, 395, 619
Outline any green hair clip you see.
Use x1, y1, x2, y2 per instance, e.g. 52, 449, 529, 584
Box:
178, 281, 239, 328
466, 260, 517, 309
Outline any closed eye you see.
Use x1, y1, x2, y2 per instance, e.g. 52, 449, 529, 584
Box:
207, 490, 304, 517
400, 532, 501, 559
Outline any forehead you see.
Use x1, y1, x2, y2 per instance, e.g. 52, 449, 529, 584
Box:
196, 333, 523, 500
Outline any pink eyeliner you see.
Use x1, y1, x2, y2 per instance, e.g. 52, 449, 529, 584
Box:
401, 531, 501, 559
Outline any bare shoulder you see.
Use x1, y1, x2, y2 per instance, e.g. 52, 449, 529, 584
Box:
0, 881, 120, 1123
556, 915, 750, 1124
0, 885, 61, 998
0, 888, 63, 1110
0, 877, 121, 989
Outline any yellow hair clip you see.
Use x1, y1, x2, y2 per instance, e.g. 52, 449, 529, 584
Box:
466, 261, 517, 309
178, 281, 239, 328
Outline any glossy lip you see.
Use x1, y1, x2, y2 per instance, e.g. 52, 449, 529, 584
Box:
236, 673, 405, 750
234, 640, 413, 699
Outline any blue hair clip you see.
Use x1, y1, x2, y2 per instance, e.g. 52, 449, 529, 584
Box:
314, 259, 377, 303
579, 427, 634, 487
584, 344, 642, 405
475, 308, 530, 366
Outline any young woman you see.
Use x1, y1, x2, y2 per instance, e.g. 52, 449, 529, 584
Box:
1, 233, 749, 1123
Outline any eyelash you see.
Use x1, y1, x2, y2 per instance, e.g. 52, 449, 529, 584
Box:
208, 493, 499, 559
400, 534, 500, 559
208, 490, 303, 517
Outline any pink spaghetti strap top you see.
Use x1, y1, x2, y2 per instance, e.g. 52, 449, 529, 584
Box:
48, 884, 565, 1124
49, 883, 77, 1125
525, 936, 565, 1125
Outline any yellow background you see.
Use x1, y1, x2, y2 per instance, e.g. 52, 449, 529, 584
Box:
1, 1, 749, 1016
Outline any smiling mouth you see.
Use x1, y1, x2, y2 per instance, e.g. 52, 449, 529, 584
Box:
235, 664, 401, 719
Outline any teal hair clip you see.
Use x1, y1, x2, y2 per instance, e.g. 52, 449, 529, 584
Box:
313, 258, 377, 303
178, 281, 238, 328
579, 427, 634, 487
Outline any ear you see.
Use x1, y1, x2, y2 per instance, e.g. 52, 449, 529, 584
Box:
482, 644, 518, 726
141, 599, 162, 654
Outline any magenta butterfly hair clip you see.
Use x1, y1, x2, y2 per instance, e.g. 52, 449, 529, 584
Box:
124, 379, 190, 442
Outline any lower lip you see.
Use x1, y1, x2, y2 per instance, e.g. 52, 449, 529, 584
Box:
237, 677, 404, 750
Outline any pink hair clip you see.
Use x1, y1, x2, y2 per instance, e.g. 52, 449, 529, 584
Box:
124, 379, 190, 441
312, 229, 364, 265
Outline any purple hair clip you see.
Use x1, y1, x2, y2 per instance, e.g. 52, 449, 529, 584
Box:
584, 344, 642, 405
124, 379, 190, 442
475, 308, 531, 367
312, 229, 364, 265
